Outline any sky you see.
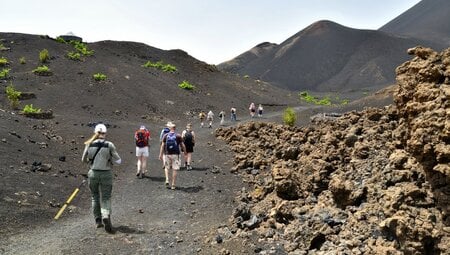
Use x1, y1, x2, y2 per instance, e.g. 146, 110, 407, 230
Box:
3, 0, 422, 64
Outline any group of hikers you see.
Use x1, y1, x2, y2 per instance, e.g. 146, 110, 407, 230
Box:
198, 103, 264, 128
81, 103, 264, 233
81, 121, 195, 233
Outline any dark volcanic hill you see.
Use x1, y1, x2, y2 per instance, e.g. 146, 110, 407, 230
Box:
218, 20, 443, 93
379, 0, 450, 47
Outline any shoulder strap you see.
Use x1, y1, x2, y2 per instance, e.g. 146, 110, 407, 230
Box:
90, 142, 107, 163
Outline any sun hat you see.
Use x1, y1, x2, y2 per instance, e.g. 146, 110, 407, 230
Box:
186, 123, 192, 128
166, 121, 176, 128
140, 125, 146, 130
94, 123, 107, 133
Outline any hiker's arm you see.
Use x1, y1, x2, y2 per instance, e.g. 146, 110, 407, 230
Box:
159, 141, 164, 160
109, 143, 122, 164
81, 145, 89, 163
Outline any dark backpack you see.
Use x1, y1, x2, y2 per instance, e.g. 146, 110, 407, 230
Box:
135, 130, 148, 148
165, 133, 179, 154
160, 127, 170, 141
183, 130, 193, 145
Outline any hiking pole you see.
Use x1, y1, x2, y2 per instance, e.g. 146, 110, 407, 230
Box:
54, 179, 86, 220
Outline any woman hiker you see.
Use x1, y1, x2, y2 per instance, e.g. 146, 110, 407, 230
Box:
82, 123, 122, 233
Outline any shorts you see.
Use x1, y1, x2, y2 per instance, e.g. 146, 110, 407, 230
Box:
185, 143, 194, 153
136, 146, 149, 157
164, 154, 180, 170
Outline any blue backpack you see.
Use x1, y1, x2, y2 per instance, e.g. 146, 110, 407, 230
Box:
165, 133, 179, 154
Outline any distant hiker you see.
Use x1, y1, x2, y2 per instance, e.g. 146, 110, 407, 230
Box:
82, 123, 121, 233
159, 122, 186, 190
134, 125, 150, 178
159, 123, 171, 169
182, 123, 196, 170
219, 110, 225, 125
207, 110, 214, 128
258, 104, 264, 118
230, 107, 237, 121
199, 111, 206, 128
249, 102, 256, 118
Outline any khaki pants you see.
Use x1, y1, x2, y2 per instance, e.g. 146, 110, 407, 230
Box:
88, 169, 112, 219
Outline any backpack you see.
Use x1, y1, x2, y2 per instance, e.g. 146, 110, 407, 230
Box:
160, 127, 170, 142
135, 130, 149, 148
183, 130, 193, 145
165, 133, 180, 154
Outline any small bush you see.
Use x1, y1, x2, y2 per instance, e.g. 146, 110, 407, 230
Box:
0, 57, 8, 66
142, 60, 177, 73
56, 37, 66, 43
283, 107, 296, 127
0, 43, 9, 51
67, 51, 81, 61
19, 57, 26, 64
39, 49, 50, 63
93, 73, 107, 81
32, 65, 52, 76
243, 74, 250, 78
0, 68, 10, 79
22, 104, 41, 114
70, 41, 94, 56
178, 80, 195, 90
5, 84, 21, 109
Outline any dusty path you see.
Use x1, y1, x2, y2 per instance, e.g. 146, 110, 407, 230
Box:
0, 107, 312, 255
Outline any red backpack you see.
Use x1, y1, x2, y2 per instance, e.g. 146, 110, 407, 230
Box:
135, 129, 150, 147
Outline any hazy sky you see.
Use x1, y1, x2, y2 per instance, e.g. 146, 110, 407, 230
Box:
3, 0, 421, 64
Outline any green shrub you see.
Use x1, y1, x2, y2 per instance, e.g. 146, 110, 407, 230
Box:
0, 43, 9, 51
39, 49, 50, 63
56, 37, 66, 43
70, 41, 94, 56
93, 73, 107, 81
67, 51, 81, 61
299, 91, 317, 103
316, 96, 331, 106
283, 107, 296, 127
32, 65, 52, 75
22, 104, 41, 114
0, 68, 10, 79
178, 80, 195, 90
142, 60, 177, 73
0, 57, 8, 66
5, 84, 21, 109
243, 74, 250, 78
19, 57, 26, 64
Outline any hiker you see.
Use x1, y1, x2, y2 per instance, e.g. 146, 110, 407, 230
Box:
82, 123, 121, 233
230, 107, 237, 121
134, 125, 150, 178
159, 122, 186, 190
182, 123, 196, 170
258, 104, 264, 118
249, 102, 256, 118
207, 110, 214, 128
159, 122, 171, 169
199, 111, 206, 128
219, 110, 225, 125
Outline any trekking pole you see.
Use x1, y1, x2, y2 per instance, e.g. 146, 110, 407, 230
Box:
54, 179, 86, 220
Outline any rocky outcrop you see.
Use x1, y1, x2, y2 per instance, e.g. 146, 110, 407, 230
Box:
215, 47, 450, 254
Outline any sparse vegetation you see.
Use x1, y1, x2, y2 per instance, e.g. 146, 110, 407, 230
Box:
22, 104, 41, 114
56, 37, 66, 43
67, 51, 81, 61
32, 65, 52, 76
5, 84, 21, 109
0, 43, 9, 51
93, 73, 107, 81
244, 74, 250, 78
39, 49, 50, 63
70, 41, 94, 56
178, 80, 195, 90
19, 57, 26, 64
142, 60, 177, 73
0, 68, 10, 79
299, 91, 348, 106
283, 107, 296, 126
0, 57, 8, 66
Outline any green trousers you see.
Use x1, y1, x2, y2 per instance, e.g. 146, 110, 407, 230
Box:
88, 169, 113, 219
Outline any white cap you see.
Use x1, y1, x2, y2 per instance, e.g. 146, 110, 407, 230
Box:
140, 125, 146, 130
94, 124, 107, 133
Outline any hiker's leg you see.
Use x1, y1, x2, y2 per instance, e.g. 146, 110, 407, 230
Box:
172, 155, 180, 186
141, 156, 147, 173
136, 156, 142, 173
99, 170, 113, 218
164, 155, 170, 183
88, 170, 101, 219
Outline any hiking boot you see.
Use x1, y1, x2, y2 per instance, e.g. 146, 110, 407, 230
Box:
186, 165, 191, 171
171, 185, 176, 190
103, 217, 113, 233
165, 182, 170, 189
95, 217, 104, 228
